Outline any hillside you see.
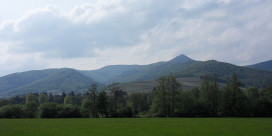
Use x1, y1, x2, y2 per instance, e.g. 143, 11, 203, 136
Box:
80, 54, 195, 84
247, 60, 272, 72
0, 69, 97, 97
0, 69, 59, 93
173, 60, 272, 87
0, 54, 272, 98
79, 65, 143, 84
84, 55, 272, 88
102, 77, 202, 94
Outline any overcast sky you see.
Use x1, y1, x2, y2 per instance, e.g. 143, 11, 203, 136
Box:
0, 0, 272, 76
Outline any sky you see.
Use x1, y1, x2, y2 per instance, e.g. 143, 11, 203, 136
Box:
0, 0, 272, 76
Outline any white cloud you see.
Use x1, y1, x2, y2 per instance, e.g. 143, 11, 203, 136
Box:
0, 0, 272, 76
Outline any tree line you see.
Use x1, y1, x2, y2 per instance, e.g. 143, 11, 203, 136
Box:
0, 74, 271, 118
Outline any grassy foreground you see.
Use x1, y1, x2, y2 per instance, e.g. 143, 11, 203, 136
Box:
0, 118, 271, 136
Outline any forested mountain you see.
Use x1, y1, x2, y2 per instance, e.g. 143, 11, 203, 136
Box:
82, 55, 272, 88
0, 54, 272, 98
247, 60, 272, 72
80, 54, 195, 84
0, 69, 59, 93
0, 69, 97, 97
172, 60, 272, 87
101, 77, 202, 94
79, 65, 143, 84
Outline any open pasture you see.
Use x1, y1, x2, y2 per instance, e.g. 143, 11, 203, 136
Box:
0, 118, 271, 136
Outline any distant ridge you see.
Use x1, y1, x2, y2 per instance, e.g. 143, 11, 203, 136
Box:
0, 68, 97, 97
80, 54, 195, 84
247, 60, 272, 72
0, 54, 272, 98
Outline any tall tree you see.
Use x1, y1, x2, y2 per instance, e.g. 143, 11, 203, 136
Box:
81, 98, 93, 118
130, 93, 142, 115
64, 96, 76, 105
38, 94, 48, 105
61, 92, 66, 104
97, 91, 109, 117
26, 94, 36, 104
151, 76, 180, 117
222, 74, 246, 116
111, 86, 125, 113
200, 74, 219, 116
25, 94, 38, 118
24, 101, 38, 118
48, 93, 54, 102
89, 84, 98, 117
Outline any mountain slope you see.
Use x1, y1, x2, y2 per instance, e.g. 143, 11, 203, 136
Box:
0, 68, 97, 97
115, 60, 195, 83
1, 54, 272, 98
0, 69, 59, 93
79, 65, 143, 84
102, 77, 202, 94
83, 54, 195, 84
173, 60, 272, 87
168, 54, 193, 63
247, 60, 272, 72
85, 54, 272, 88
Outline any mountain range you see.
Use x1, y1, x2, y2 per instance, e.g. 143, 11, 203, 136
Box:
0, 54, 272, 98
247, 60, 272, 72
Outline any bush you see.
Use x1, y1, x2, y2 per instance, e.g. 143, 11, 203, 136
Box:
39, 103, 58, 118
253, 98, 272, 117
120, 106, 134, 117
24, 102, 38, 118
111, 106, 134, 118
81, 98, 93, 118
0, 104, 24, 118
58, 104, 81, 118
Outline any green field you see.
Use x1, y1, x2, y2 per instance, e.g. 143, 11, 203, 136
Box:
0, 118, 271, 136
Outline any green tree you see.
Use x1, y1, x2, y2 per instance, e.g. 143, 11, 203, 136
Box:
261, 83, 272, 100
253, 83, 272, 117
89, 84, 98, 117
175, 90, 198, 117
200, 74, 219, 116
97, 91, 109, 117
57, 104, 81, 118
151, 76, 181, 117
0, 104, 25, 118
246, 87, 259, 100
26, 94, 36, 103
61, 92, 66, 104
69, 91, 75, 96
38, 94, 48, 105
81, 98, 93, 118
39, 103, 58, 118
191, 87, 200, 100
222, 74, 246, 116
48, 93, 54, 102
24, 101, 38, 118
111, 86, 126, 113
130, 93, 142, 115
64, 96, 76, 105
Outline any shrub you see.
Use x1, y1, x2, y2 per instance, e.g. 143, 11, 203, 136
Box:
39, 103, 58, 118
0, 104, 24, 118
24, 102, 38, 118
81, 98, 93, 118
57, 104, 81, 118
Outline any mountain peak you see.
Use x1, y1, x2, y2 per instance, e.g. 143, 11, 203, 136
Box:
169, 54, 193, 63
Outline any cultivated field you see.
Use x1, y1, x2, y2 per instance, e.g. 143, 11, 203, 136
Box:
0, 118, 271, 136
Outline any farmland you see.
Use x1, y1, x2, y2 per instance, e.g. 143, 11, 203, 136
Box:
0, 118, 271, 136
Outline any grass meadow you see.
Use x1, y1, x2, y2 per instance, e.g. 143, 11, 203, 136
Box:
0, 118, 271, 136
